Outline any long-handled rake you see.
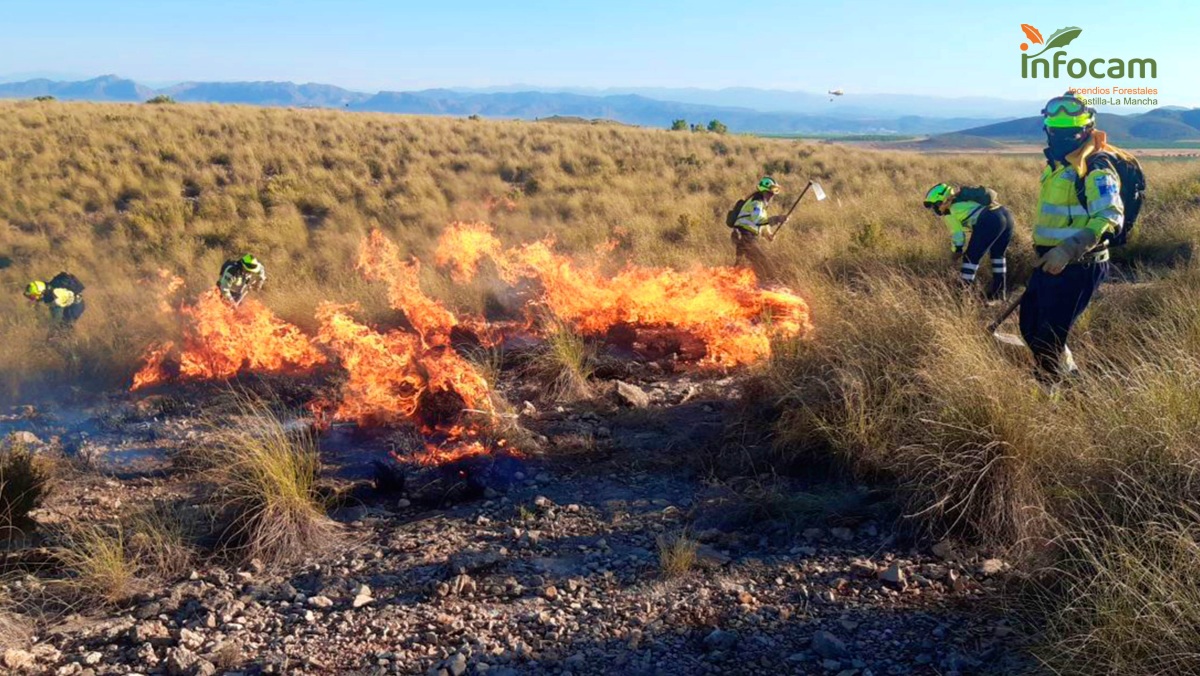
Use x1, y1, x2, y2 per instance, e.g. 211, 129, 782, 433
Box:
769, 180, 826, 240
987, 289, 1026, 346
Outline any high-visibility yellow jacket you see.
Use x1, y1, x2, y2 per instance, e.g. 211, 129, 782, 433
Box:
217, 260, 267, 300
1035, 134, 1124, 250
733, 196, 770, 236
942, 200, 996, 252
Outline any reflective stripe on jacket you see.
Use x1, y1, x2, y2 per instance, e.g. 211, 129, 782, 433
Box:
217, 261, 267, 295
733, 197, 769, 236
1035, 142, 1124, 248
942, 200, 992, 250
46, 288, 77, 308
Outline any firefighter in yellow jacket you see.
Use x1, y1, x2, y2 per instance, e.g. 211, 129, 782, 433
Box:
1020, 92, 1125, 380
24, 272, 87, 328
731, 176, 787, 282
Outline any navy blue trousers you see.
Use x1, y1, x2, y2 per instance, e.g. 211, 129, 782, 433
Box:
961, 207, 1013, 300
1018, 260, 1108, 377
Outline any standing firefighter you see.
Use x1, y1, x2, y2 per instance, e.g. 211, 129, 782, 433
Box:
728, 176, 788, 282
217, 254, 267, 304
1020, 92, 1144, 380
24, 272, 86, 328
923, 183, 1014, 300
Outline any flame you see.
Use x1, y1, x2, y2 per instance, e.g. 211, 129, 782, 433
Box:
313, 302, 425, 425
434, 222, 812, 366
131, 290, 326, 390
129, 222, 810, 475
434, 221, 504, 284
414, 439, 491, 467
154, 269, 185, 314
483, 195, 518, 213
313, 233, 493, 428
131, 341, 175, 390
357, 230, 457, 344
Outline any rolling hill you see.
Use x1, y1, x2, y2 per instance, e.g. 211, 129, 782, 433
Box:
0, 75, 153, 102
0, 75, 1001, 135
941, 107, 1200, 147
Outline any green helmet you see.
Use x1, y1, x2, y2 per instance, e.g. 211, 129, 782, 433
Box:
1042, 92, 1095, 129
923, 183, 954, 209
241, 254, 262, 273
24, 280, 46, 301
757, 176, 781, 194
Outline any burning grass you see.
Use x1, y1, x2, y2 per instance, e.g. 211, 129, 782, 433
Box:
434, 222, 814, 367
132, 289, 327, 390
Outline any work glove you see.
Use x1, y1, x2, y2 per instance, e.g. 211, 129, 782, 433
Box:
1037, 229, 1099, 275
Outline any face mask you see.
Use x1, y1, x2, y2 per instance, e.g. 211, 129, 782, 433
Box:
1045, 128, 1090, 161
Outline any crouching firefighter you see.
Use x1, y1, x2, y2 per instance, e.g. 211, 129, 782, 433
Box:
727, 176, 788, 283
1020, 91, 1145, 381
923, 183, 1014, 300
217, 254, 267, 304
24, 272, 87, 328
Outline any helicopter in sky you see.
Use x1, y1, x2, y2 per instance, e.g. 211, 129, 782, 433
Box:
827, 89, 844, 102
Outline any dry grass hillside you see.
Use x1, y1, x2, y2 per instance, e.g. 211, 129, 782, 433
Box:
4, 100, 1200, 673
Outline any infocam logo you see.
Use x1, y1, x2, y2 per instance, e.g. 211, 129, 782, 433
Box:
1019, 24, 1156, 79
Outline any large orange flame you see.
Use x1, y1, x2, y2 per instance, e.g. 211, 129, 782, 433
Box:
433, 221, 504, 284
313, 302, 426, 425
131, 289, 327, 390
356, 230, 457, 345
129, 220, 809, 481
433, 222, 812, 366
311, 232, 493, 428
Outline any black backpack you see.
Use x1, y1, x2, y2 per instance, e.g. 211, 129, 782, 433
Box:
955, 186, 998, 207
725, 197, 749, 228
1075, 148, 1146, 247
48, 271, 85, 295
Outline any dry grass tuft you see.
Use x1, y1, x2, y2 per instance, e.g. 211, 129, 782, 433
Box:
125, 501, 204, 581
201, 399, 336, 565
57, 523, 138, 606
527, 319, 595, 402
657, 529, 698, 579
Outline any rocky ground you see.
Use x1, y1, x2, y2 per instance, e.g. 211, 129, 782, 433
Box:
1, 373, 1036, 676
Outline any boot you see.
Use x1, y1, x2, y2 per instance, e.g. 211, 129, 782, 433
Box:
985, 258, 1007, 301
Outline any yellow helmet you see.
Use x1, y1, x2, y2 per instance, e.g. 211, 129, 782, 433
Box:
24, 280, 46, 301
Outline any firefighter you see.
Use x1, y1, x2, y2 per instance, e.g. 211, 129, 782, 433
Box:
217, 254, 267, 304
730, 176, 787, 282
24, 272, 86, 328
923, 183, 1014, 300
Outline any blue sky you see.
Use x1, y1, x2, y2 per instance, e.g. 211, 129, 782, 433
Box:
1, 0, 1195, 105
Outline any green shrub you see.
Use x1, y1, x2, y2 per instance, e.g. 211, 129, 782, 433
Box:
0, 438, 51, 540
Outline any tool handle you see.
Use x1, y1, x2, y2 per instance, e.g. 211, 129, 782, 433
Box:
784, 182, 813, 221
987, 289, 1025, 333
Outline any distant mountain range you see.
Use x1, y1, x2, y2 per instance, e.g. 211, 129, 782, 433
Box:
453, 85, 1052, 119
0, 75, 1005, 135
3, 75, 1190, 138
942, 107, 1200, 146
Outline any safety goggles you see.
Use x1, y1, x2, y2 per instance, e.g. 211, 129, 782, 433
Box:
1041, 96, 1095, 128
